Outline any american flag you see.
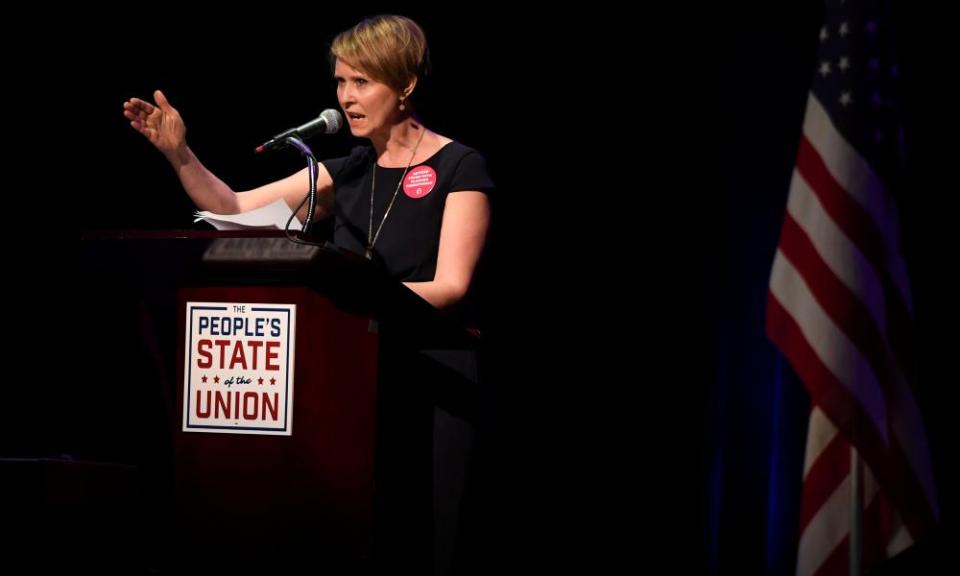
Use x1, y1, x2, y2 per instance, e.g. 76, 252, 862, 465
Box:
765, 1, 938, 574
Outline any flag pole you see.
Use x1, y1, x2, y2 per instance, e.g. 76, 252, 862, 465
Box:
850, 446, 863, 576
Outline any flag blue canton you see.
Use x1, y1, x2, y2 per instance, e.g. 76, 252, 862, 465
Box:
812, 0, 901, 179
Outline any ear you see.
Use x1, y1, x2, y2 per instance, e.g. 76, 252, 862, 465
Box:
402, 76, 418, 99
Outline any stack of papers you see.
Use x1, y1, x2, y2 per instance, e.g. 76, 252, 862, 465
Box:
194, 199, 302, 231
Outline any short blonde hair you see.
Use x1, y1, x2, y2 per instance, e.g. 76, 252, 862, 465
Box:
330, 15, 431, 93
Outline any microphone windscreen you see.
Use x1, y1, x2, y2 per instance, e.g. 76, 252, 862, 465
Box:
319, 109, 343, 134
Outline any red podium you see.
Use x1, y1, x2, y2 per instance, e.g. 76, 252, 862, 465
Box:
80, 231, 478, 574
175, 285, 379, 572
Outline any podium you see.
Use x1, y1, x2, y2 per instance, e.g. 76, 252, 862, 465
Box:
79, 231, 479, 574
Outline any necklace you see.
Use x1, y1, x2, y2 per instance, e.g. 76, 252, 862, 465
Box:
366, 128, 426, 259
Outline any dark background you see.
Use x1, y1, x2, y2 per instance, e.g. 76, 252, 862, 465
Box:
6, 3, 955, 573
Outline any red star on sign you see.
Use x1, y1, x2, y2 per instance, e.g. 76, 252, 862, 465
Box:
201, 375, 208, 383
270, 377, 276, 385
258, 377, 264, 385
213, 375, 220, 384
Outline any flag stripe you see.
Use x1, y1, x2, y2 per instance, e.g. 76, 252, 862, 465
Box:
796, 136, 888, 303
812, 533, 848, 576
791, 141, 938, 527
803, 407, 838, 478
798, 442, 894, 575
886, 521, 913, 557
797, 109, 939, 533
766, 291, 890, 499
769, 251, 887, 438
775, 210, 937, 521
799, 95, 913, 312
768, 289, 935, 540
797, 470, 851, 576
785, 171, 929, 502
778, 212, 894, 412
800, 100, 917, 385
797, 132, 918, 390
799, 432, 849, 534
786, 171, 890, 355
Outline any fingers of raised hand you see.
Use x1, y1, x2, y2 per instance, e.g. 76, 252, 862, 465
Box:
123, 97, 158, 119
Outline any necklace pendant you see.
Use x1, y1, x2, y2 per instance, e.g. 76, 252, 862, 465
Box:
365, 247, 373, 260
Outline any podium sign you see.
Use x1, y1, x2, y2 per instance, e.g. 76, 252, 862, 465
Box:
182, 301, 296, 435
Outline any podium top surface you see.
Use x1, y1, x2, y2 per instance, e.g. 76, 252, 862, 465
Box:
81, 230, 479, 350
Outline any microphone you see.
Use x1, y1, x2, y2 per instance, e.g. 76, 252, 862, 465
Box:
256, 109, 343, 153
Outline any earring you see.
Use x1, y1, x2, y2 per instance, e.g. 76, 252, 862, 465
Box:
399, 98, 406, 112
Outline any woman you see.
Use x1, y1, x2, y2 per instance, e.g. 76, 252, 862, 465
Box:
122, 14, 492, 312
123, 14, 493, 574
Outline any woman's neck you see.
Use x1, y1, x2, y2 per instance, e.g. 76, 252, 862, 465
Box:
371, 118, 428, 166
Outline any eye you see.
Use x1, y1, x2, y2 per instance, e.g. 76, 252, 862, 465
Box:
355, 78, 368, 86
